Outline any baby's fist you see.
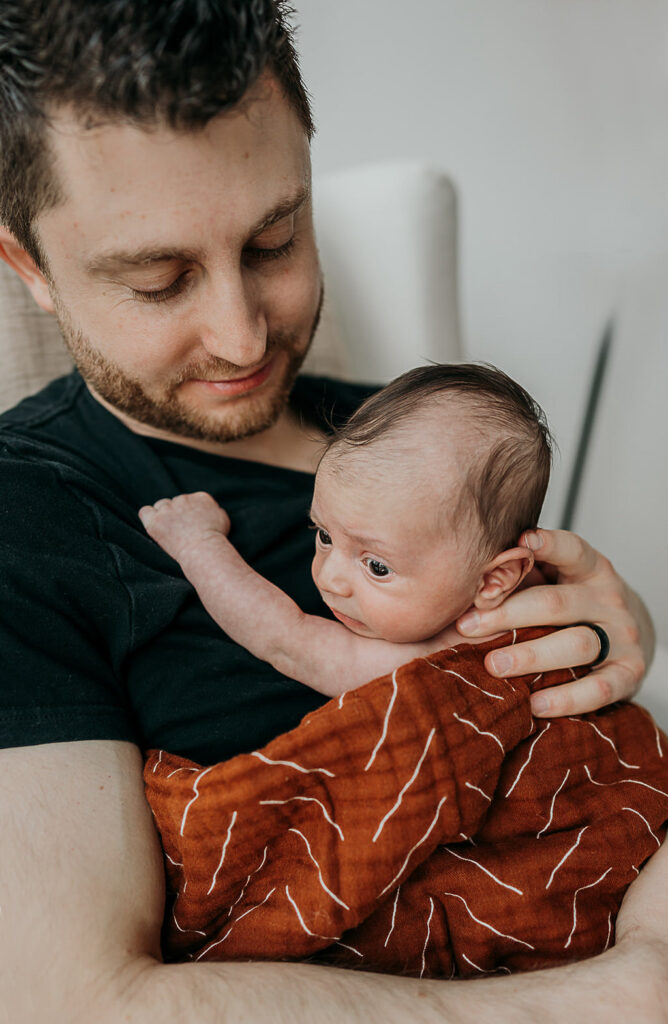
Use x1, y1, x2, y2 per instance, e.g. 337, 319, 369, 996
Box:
139, 492, 231, 564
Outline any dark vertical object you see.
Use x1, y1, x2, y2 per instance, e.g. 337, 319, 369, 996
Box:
560, 320, 614, 531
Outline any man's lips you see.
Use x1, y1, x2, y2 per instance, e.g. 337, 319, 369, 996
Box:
189, 356, 276, 396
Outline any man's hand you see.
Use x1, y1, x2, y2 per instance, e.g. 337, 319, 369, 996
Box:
139, 492, 232, 566
456, 528, 655, 717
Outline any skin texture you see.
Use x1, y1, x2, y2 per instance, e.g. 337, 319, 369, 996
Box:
0, 75, 663, 1022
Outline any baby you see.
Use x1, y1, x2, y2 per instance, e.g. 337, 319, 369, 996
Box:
139, 363, 547, 696
140, 363, 668, 977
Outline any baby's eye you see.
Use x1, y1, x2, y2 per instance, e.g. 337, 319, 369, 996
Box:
317, 527, 332, 546
364, 558, 392, 578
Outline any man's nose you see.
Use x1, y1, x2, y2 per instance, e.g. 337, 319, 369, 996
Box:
198, 272, 268, 368
314, 551, 353, 598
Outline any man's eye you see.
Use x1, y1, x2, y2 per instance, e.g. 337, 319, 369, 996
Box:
316, 528, 332, 546
131, 273, 190, 304
244, 237, 296, 263
364, 558, 392, 578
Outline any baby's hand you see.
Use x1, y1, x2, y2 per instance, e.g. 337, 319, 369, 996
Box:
139, 492, 231, 564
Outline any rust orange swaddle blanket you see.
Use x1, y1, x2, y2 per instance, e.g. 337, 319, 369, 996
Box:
144, 628, 668, 977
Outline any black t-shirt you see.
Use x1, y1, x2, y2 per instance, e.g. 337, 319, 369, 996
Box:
0, 370, 374, 764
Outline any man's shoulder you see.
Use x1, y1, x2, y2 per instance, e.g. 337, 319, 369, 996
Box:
0, 370, 84, 435
0, 370, 157, 509
0, 371, 89, 494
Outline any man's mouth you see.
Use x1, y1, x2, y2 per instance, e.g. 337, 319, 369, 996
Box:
189, 355, 277, 396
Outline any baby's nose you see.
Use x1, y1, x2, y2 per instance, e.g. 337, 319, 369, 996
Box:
314, 553, 353, 598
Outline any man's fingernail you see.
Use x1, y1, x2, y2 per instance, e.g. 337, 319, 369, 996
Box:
458, 611, 480, 633
531, 694, 549, 714
524, 531, 543, 550
489, 652, 512, 674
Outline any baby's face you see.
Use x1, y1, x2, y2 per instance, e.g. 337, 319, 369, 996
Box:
310, 452, 485, 643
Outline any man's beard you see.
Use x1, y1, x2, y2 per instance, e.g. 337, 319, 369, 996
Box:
53, 289, 323, 444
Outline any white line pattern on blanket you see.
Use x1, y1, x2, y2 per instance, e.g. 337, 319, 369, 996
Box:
545, 826, 589, 891
442, 891, 535, 949
207, 810, 238, 895
505, 723, 550, 797
537, 768, 570, 839
365, 669, 399, 771
373, 729, 436, 842
565, 868, 613, 949
260, 797, 345, 840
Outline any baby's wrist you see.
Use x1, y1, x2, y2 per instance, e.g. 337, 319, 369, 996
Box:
176, 528, 232, 574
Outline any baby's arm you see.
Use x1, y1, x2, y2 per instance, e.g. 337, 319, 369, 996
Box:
139, 493, 429, 697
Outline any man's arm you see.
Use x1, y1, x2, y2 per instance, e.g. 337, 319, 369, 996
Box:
2, 738, 666, 1024
458, 528, 656, 717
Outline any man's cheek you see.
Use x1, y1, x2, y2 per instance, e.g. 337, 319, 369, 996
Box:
269, 253, 320, 328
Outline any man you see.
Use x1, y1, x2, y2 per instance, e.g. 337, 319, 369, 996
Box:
0, 2, 665, 1021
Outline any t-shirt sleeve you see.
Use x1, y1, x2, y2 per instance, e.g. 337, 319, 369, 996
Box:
0, 447, 139, 749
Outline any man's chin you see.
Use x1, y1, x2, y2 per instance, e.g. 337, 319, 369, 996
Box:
73, 337, 310, 444
55, 278, 324, 445
105, 355, 303, 444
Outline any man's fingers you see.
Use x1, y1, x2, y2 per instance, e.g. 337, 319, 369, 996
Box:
483, 626, 603, 679
459, 584, 601, 636
527, 665, 638, 717
521, 528, 604, 583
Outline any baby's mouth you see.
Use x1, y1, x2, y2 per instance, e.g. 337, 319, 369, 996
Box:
327, 606, 367, 631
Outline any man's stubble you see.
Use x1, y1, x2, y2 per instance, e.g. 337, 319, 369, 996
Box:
51, 285, 324, 444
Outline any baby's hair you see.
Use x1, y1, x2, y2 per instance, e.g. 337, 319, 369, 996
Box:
323, 363, 553, 559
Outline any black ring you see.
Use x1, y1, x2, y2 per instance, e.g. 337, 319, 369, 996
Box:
578, 622, 611, 667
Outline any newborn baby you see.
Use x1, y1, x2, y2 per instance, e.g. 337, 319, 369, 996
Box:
140, 363, 546, 696
140, 363, 668, 977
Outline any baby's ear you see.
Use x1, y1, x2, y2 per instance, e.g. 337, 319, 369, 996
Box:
473, 547, 535, 610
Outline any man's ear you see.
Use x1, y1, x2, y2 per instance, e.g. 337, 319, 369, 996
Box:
473, 547, 535, 610
0, 226, 55, 313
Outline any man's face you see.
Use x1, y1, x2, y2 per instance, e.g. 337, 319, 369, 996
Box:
34, 77, 322, 444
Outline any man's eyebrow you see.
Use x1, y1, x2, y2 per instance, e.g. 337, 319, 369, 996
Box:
249, 183, 310, 237
84, 184, 311, 275
85, 246, 199, 275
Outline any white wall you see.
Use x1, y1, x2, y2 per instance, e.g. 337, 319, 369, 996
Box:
294, 0, 668, 655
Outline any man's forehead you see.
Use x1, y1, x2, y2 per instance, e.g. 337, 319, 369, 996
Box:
38, 83, 312, 264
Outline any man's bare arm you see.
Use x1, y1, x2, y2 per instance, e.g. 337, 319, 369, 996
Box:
2, 739, 667, 1024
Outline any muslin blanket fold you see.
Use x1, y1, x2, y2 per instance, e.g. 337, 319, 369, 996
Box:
144, 628, 668, 977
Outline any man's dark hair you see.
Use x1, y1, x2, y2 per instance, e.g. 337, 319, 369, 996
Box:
324, 363, 553, 558
0, 0, 314, 268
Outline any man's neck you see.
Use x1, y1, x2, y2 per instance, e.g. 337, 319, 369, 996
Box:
87, 384, 327, 474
